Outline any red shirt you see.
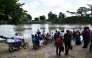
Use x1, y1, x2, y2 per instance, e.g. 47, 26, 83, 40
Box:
82, 30, 90, 39
46, 33, 50, 38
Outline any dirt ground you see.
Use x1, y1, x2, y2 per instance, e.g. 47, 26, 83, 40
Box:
0, 39, 92, 58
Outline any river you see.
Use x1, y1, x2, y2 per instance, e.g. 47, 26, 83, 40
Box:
0, 24, 92, 40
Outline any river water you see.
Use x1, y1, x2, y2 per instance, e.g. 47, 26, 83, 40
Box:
0, 24, 92, 40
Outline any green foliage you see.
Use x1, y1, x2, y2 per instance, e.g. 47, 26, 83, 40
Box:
40, 15, 46, 21
0, 0, 27, 25
48, 11, 58, 23
0, 3, 92, 24
77, 7, 89, 16
34, 17, 39, 21
27, 14, 32, 21
57, 12, 65, 23
48, 11, 53, 21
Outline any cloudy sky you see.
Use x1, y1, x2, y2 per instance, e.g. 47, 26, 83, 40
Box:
19, 0, 92, 19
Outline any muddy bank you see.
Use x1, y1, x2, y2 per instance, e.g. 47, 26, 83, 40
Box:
0, 39, 92, 58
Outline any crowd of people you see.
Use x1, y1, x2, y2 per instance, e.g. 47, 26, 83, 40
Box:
0, 26, 92, 56
31, 26, 92, 56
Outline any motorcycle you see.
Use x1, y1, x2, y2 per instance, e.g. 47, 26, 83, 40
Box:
33, 42, 39, 50
0, 35, 29, 52
8, 39, 29, 52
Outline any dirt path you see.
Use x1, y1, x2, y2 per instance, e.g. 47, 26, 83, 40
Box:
0, 40, 92, 58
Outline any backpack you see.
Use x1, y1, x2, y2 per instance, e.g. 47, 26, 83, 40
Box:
32, 37, 36, 42
64, 33, 71, 43
55, 37, 62, 47
65, 33, 70, 39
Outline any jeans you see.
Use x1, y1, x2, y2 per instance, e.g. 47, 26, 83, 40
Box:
75, 38, 81, 45
56, 47, 61, 55
83, 39, 88, 48
18, 41, 22, 47
65, 43, 70, 54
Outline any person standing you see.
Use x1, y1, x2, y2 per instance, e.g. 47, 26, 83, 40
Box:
36, 29, 41, 36
82, 27, 90, 48
64, 30, 71, 55
50, 32, 54, 42
60, 30, 65, 40
55, 31, 63, 56
54, 30, 58, 45
42, 30, 46, 38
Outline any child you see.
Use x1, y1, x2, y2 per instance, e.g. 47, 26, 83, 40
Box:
39, 39, 44, 47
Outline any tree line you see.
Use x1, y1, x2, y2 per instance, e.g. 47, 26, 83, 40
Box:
0, 0, 92, 25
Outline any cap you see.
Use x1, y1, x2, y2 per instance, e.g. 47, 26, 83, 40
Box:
66, 30, 70, 33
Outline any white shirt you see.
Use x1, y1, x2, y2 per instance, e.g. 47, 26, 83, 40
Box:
14, 35, 19, 42
42, 31, 46, 35
60, 32, 65, 37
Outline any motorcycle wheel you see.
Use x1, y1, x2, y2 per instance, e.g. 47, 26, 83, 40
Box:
9, 45, 15, 52
23, 43, 29, 49
33, 43, 38, 50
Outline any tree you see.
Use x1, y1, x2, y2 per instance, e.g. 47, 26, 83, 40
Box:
34, 17, 39, 21
40, 15, 46, 21
58, 12, 65, 23
66, 11, 76, 16
77, 7, 88, 16
0, 0, 27, 25
87, 4, 92, 16
48, 11, 53, 21
51, 14, 57, 22
27, 14, 32, 21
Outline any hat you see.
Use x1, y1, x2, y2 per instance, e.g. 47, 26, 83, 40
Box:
66, 30, 70, 33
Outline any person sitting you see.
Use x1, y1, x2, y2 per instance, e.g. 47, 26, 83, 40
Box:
39, 38, 44, 47
14, 33, 22, 48
75, 30, 81, 45
46, 33, 51, 42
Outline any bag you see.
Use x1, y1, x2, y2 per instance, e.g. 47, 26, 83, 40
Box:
69, 43, 73, 50
62, 36, 64, 39
32, 37, 36, 42
6, 39, 15, 43
55, 37, 62, 47
60, 46, 64, 52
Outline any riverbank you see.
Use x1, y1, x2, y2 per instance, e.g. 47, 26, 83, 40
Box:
0, 39, 92, 58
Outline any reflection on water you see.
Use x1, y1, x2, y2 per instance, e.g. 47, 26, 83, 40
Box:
0, 24, 91, 39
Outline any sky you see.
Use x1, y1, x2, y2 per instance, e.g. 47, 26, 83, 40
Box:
19, 0, 92, 19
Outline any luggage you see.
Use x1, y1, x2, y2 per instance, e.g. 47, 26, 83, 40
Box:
69, 43, 73, 50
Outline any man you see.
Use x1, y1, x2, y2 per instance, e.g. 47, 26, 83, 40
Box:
36, 29, 41, 36
14, 33, 22, 48
64, 30, 71, 55
82, 27, 90, 48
